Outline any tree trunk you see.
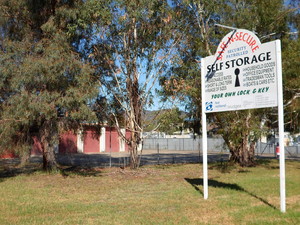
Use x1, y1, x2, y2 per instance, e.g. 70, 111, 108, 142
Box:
228, 135, 256, 167
129, 138, 139, 169
128, 105, 141, 169
217, 110, 257, 167
127, 20, 142, 169
42, 141, 58, 171
40, 121, 59, 171
18, 148, 31, 168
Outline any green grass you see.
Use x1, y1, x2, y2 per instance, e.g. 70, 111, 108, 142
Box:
0, 159, 299, 224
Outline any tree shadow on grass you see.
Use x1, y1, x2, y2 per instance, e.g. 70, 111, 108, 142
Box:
0, 163, 42, 182
60, 166, 103, 177
0, 164, 104, 180
0, 159, 103, 182
185, 178, 277, 210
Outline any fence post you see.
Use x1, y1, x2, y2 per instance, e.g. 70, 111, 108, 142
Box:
167, 138, 169, 150
198, 140, 201, 163
157, 143, 160, 165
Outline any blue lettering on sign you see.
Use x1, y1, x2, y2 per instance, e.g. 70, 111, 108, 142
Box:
206, 102, 213, 111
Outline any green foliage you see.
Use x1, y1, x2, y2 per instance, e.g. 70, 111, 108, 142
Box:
1, 0, 299, 169
88, 0, 176, 104
160, 0, 300, 166
215, 110, 265, 145
282, 36, 300, 133
85, 0, 177, 168
157, 108, 184, 135
0, 0, 98, 168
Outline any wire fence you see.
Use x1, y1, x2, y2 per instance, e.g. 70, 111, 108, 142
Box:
143, 137, 228, 152
143, 138, 300, 157
3, 138, 299, 169
257, 142, 300, 157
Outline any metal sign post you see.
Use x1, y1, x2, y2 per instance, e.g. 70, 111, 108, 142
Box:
201, 58, 208, 199
276, 40, 286, 213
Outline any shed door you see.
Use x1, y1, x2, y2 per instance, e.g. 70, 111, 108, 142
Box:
105, 127, 120, 152
84, 127, 100, 153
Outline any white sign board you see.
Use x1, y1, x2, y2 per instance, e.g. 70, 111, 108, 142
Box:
202, 29, 278, 113
201, 29, 286, 213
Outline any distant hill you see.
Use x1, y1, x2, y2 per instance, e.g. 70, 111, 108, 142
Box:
143, 109, 163, 121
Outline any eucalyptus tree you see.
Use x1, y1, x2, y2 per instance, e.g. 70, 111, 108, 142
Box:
281, 0, 300, 133
0, 0, 99, 170
158, 0, 226, 134
162, 0, 298, 166
213, 0, 292, 166
87, 0, 180, 168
